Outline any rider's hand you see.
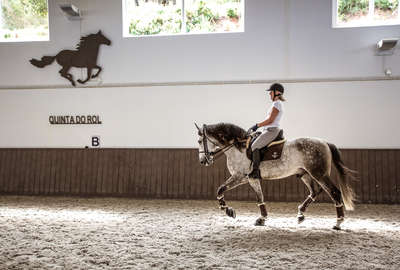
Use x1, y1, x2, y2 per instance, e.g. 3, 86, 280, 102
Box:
247, 124, 258, 134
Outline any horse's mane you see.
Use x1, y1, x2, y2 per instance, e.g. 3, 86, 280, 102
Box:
205, 123, 248, 149
76, 33, 97, 50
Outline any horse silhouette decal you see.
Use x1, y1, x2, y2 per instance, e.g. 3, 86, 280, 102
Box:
30, 30, 111, 86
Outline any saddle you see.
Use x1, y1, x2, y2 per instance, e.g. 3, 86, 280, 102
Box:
246, 129, 286, 161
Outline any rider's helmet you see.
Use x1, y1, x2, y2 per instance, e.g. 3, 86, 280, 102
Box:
266, 83, 284, 99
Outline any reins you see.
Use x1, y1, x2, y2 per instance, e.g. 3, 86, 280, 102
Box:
207, 143, 235, 160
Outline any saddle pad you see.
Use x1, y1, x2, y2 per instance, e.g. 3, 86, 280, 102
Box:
260, 141, 285, 161
246, 139, 286, 161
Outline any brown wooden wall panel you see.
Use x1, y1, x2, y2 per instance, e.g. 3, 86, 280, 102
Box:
0, 148, 399, 204
389, 150, 397, 203
395, 151, 398, 203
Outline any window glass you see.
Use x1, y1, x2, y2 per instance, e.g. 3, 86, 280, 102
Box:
373, 0, 399, 24
336, 0, 399, 27
0, 0, 49, 42
126, 0, 182, 36
337, 0, 369, 25
124, 0, 244, 37
185, 0, 243, 33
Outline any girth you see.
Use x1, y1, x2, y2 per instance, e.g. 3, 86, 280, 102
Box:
246, 129, 286, 161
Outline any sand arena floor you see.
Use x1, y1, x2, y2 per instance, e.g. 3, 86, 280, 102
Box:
0, 196, 399, 269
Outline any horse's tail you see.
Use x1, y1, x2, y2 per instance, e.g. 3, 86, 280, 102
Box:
328, 142, 356, 211
29, 56, 56, 68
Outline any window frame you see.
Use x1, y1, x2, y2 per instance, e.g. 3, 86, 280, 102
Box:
122, 0, 245, 38
332, 0, 400, 28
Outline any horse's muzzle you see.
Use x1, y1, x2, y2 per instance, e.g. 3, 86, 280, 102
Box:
200, 160, 209, 166
199, 158, 211, 166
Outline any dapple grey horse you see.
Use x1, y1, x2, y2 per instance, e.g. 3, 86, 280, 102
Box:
195, 123, 356, 230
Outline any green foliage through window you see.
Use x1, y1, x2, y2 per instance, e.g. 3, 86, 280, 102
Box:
375, 0, 399, 10
1, 0, 49, 41
337, 0, 399, 25
125, 0, 243, 36
185, 1, 220, 32
129, 6, 182, 35
1, 0, 48, 30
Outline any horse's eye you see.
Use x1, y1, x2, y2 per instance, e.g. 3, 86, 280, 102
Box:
198, 140, 202, 144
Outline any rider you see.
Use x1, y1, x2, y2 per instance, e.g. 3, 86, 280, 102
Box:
247, 83, 286, 179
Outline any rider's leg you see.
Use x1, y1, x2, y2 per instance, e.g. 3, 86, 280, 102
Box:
248, 149, 261, 179
248, 128, 280, 178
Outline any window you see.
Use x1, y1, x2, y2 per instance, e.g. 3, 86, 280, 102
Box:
333, 0, 400, 27
0, 0, 49, 42
123, 0, 244, 37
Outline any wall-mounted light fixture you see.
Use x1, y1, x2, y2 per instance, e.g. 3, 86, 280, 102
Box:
59, 3, 81, 20
376, 38, 398, 56
376, 38, 399, 77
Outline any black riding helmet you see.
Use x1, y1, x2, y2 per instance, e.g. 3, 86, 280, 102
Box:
266, 83, 284, 99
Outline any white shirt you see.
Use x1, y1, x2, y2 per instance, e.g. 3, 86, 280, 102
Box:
261, 100, 284, 131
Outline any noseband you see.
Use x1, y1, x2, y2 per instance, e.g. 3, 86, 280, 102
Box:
199, 125, 235, 164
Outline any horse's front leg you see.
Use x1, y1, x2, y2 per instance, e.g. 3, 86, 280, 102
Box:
248, 178, 268, 226
91, 65, 102, 78
77, 67, 93, 84
216, 174, 248, 218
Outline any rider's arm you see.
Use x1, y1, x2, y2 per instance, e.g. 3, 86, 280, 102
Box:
257, 107, 279, 127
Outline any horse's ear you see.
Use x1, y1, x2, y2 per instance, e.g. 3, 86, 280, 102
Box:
194, 123, 202, 134
97, 30, 102, 34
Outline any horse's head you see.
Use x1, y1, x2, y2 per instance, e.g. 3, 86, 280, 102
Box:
195, 123, 224, 166
96, 30, 111, 46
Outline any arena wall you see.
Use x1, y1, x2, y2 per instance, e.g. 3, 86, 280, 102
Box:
0, 148, 399, 204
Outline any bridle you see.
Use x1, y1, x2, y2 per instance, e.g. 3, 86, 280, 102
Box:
199, 124, 236, 164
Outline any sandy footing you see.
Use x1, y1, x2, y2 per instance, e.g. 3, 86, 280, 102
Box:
0, 196, 399, 269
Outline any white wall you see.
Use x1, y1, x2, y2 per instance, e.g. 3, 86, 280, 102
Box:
0, 80, 399, 148
0, 0, 399, 148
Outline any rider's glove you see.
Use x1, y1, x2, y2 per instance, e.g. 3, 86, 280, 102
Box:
247, 124, 258, 134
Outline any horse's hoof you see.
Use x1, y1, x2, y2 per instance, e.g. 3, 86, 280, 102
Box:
255, 217, 265, 226
333, 218, 344, 230
225, 207, 236, 219
297, 215, 305, 224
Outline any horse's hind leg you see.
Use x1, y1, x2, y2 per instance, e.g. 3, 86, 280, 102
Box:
317, 175, 345, 230
59, 66, 75, 86
248, 178, 267, 226
297, 173, 323, 224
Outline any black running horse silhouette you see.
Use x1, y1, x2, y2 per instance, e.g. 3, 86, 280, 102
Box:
30, 31, 111, 86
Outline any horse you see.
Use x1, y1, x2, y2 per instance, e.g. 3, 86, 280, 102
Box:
30, 30, 111, 86
195, 122, 356, 230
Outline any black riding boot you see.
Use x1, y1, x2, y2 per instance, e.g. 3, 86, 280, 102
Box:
248, 149, 261, 179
